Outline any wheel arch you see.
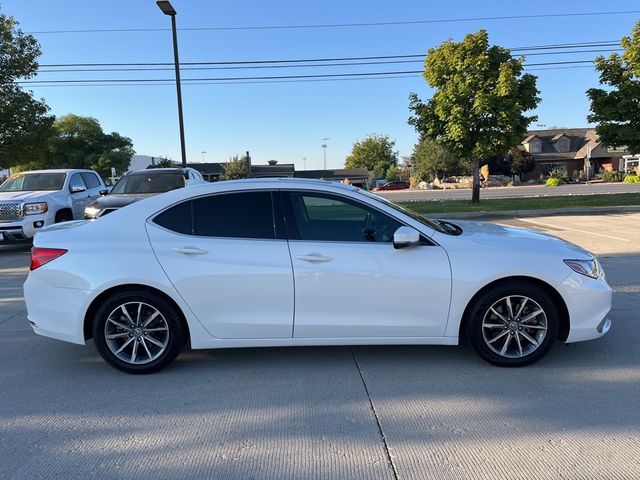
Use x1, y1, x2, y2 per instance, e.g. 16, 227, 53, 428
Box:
83, 284, 191, 341
55, 207, 73, 222
458, 276, 570, 343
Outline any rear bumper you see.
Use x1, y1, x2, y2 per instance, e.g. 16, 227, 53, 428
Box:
24, 273, 92, 345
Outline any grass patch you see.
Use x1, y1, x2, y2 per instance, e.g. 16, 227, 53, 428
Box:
398, 193, 640, 214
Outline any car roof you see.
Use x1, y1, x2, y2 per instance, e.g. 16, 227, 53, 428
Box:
12, 169, 96, 174
186, 177, 359, 192
127, 168, 185, 175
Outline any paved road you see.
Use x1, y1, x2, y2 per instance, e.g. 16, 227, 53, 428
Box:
1, 214, 639, 479
381, 181, 640, 201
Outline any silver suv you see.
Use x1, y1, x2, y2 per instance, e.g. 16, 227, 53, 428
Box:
0, 169, 105, 242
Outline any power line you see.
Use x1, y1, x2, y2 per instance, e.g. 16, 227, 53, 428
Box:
36, 41, 620, 68
35, 48, 622, 74
15, 59, 600, 86
24, 10, 640, 34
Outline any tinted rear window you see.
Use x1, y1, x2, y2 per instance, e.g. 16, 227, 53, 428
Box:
153, 201, 192, 235
193, 192, 275, 239
152, 191, 275, 239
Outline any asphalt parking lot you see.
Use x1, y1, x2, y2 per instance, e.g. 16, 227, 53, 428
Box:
1, 212, 639, 480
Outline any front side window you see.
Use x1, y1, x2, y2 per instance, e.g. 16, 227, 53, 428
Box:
153, 191, 276, 239
0, 173, 66, 192
287, 192, 400, 243
69, 173, 87, 192
81, 172, 101, 189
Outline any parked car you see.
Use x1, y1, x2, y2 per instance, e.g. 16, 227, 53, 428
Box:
84, 167, 206, 219
371, 181, 410, 192
0, 169, 105, 242
24, 178, 612, 373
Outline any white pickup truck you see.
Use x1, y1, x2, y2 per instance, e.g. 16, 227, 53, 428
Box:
0, 169, 105, 242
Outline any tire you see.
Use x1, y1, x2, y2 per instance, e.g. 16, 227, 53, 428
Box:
92, 290, 186, 374
466, 281, 559, 367
55, 209, 73, 223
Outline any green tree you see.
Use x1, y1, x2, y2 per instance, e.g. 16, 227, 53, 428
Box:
587, 21, 640, 153
0, 12, 54, 169
507, 148, 535, 180
411, 138, 458, 182
10, 114, 135, 178
409, 30, 540, 202
221, 154, 249, 180
344, 134, 398, 178
156, 158, 174, 168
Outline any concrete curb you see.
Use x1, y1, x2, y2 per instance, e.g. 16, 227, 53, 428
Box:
433, 204, 640, 220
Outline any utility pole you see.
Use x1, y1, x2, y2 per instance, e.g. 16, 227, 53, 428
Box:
321, 138, 329, 170
156, 1, 187, 168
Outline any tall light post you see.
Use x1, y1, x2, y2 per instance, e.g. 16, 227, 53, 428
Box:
201, 151, 207, 162
156, 1, 187, 168
302, 157, 307, 170
321, 138, 329, 170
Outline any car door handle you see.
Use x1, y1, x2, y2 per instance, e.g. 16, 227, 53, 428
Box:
296, 254, 332, 263
172, 246, 209, 255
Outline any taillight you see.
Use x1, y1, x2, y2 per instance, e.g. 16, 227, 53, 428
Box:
30, 247, 68, 271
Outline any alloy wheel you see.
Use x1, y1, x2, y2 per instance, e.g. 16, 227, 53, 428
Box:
104, 302, 170, 365
481, 295, 548, 359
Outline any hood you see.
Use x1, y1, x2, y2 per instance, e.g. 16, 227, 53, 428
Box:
441, 219, 591, 258
88, 194, 154, 210
0, 190, 60, 201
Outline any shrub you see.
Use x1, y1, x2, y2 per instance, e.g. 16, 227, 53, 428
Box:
545, 177, 562, 187
602, 170, 625, 182
624, 173, 640, 183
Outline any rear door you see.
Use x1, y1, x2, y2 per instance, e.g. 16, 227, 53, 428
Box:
146, 190, 294, 339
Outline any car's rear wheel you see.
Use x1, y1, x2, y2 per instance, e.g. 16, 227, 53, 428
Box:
92, 290, 185, 374
466, 281, 559, 367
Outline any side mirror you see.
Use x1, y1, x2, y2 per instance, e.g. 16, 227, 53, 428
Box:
393, 226, 421, 249
70, 186, 86, 194
99, 189, 109, 195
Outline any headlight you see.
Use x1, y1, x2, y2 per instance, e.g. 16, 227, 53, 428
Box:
564, 258, 600, 279
23, 202, 48, 215
84, 206, 101, 218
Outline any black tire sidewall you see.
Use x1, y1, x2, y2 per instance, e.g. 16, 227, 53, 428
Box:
92, 290, 185, 374
466, 281, 559, 367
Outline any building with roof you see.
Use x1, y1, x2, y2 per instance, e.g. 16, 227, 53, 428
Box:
185, 152, 372, 187
521, 128, 628, 180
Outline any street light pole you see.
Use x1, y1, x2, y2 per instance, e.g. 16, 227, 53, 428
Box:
157, 1, 187, 168
321, 138, 329, 170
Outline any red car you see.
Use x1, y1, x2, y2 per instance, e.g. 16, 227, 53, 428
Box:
371, 181, 410, 192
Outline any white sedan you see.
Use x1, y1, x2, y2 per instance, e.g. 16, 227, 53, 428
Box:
24, 179, 612, 373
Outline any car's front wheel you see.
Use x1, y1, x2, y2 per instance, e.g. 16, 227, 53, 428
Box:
92, 290, 186, 374
466, 281, 559, 367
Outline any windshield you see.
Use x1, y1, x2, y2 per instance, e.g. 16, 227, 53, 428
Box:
0, 173, 66, 192
110, 172, 185, 194
356, 189, 450, 235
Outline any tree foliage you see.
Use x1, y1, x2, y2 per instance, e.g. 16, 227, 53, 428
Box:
344, 134, 398, 178
411, 138, 459, 182
409, 30, 540, 201
587, 20, 640, 153
10, 114, 135, 178
221, 154, 249, 180
0, 12, 54, 169
507, 148, 536, 178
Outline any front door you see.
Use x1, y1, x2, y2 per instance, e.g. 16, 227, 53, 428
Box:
283, 191, 451, 338
68, 173, 91, 219
146, 190, 294, 339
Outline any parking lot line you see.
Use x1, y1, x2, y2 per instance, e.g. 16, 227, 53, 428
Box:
516, 218, 630, 242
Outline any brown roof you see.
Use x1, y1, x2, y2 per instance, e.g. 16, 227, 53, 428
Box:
522, 128, 627, 161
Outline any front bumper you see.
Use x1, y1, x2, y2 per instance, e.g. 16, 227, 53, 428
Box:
561, 272, 613, 343
0, 213, 51, 241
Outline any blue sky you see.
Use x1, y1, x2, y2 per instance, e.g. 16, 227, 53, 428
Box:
3, 1, 639, 169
